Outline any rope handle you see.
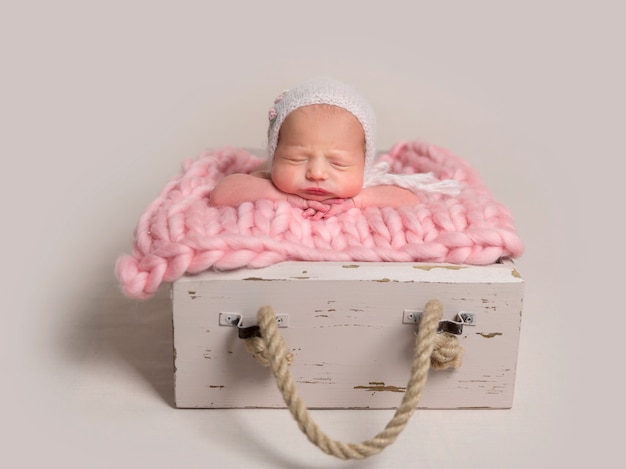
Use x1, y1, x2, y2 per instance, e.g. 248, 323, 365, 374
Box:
242, 299, 463, 460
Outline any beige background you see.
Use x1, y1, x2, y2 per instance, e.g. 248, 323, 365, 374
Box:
2, 1, 623, 467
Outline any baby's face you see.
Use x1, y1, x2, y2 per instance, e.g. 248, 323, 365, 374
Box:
271, 105, 365, 201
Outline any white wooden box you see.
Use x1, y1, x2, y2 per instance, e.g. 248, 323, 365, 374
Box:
171, 260, 524, 409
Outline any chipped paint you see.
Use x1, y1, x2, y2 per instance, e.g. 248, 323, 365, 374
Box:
243, 277, 285, 281
297, 376, 334, 385
455, 406, 492, 410
477, 332, 503, 338
413, 265, 467, 271
315, 314, 328, 317
342, 264, 360, 268
290, 276, 310, 280
354, 382, 406, 393
330, 324, 379, 327
322, 323, 378, 328
209, 385, 224, 389
511, 269, 522, 279
297, 380, 334, 385
375, 278, 390, 283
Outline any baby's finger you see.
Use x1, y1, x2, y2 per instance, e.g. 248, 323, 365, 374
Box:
306, 200, 328, 211
302, 208, 316, 218
323, 198, 347, 205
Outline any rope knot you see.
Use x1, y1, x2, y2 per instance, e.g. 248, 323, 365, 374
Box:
431, 333, 464, 370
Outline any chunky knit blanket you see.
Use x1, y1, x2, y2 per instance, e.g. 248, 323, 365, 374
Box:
116, 140, 524, 299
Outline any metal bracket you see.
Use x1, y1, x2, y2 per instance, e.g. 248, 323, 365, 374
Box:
219, 312, 288, 339
402, 309, 476, 335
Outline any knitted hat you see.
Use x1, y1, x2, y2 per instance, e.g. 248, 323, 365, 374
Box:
267, 77, 377, 171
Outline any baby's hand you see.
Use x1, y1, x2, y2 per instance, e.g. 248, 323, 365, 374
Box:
302, 198, 354, 220
286, 195, 322, 211
286, 195, 354, 220
302, 199, 332, 220
318, 198, 355, 219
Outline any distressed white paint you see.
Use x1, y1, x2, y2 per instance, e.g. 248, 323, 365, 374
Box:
172, 260, 524, 409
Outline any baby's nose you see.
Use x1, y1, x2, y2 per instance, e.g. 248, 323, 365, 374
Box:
306, 159, 328, 180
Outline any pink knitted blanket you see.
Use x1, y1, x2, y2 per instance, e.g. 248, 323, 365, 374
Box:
116, 140, 524, 299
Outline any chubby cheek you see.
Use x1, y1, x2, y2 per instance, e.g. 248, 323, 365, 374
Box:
270, 165, 299, 194
335, 174, 364, 198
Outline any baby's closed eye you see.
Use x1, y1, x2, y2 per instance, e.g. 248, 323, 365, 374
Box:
329, 159, 353, 169
281, 156, 308, 164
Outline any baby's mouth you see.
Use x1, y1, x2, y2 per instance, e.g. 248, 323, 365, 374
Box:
303, 187, 330, 196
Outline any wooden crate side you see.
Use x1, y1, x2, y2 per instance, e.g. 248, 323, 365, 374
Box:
172, 262, 523, 409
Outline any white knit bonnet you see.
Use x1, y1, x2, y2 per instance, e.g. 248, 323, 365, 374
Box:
267, 77, 460, 195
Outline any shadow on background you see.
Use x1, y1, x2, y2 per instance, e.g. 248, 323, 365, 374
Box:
60, 276, 175, 407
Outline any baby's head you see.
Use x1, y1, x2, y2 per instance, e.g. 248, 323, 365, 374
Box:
267, 77, 377, 175
265, 78, 461, 200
